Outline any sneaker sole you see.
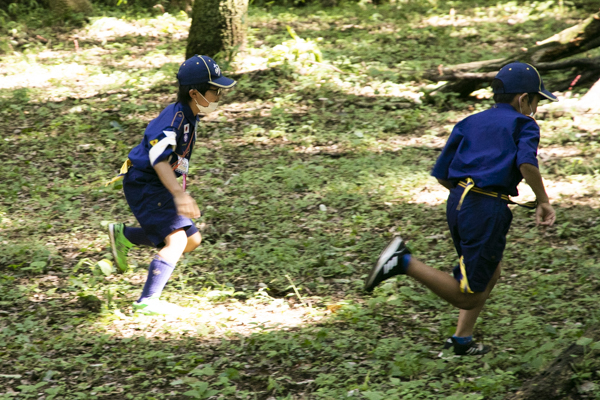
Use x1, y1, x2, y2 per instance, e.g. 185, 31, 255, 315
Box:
443, 337, 491, 356
133, 303, 187, 317
462, 344, 490, 356
133, 309, 162, 316
108, 223, 127, 273
364, 236, 404, 291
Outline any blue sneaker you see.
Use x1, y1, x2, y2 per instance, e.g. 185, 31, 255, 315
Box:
364, 236, 411, 292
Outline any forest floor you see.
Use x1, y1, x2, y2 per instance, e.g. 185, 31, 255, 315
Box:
1, 1, 600, 399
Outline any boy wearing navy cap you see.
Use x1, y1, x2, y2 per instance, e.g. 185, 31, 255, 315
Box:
107, 55, 236, 316
364, 62, 557, 355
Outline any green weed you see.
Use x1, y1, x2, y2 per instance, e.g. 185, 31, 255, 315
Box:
0, 1, 598, 399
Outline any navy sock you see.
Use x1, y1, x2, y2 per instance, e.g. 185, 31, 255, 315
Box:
401, 254, 412, 273
123, 226, 154, 247
137, 256, 175, 302
452, 335, 473, 345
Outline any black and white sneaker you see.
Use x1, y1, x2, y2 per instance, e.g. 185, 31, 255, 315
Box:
364, 236, 411, 292
440, 337, 491, 356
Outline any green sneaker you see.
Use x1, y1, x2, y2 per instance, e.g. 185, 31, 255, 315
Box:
108, 223, 134, 273
132, 297, 186, 316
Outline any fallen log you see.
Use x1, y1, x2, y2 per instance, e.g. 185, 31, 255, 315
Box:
425, 11, 600, 96
533, 11, 600, 63
425, 56, 600, 82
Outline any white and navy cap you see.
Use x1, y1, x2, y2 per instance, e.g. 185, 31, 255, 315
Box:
177, 55, 236, 88
493, 62, 557, 102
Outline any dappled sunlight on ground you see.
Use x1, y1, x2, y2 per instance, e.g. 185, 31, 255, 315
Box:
101, 295, 328, 340
232, 53, 269, 75
0, 13, 189, 98
233, 54, 425, 100
0, 61, 87, 90
0, 54, 179, 99
409, 180, 448, 206
407, 176, 600, 208
421, 1, 574, 29
77, 13, 190, 42
3, 3, 600, 397
542, 177, 600, 207
383, 134, 447, 151
539, 145, 583, 159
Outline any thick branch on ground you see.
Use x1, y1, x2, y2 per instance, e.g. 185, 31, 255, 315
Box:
435, 11, 600, 74
535, 11, 600, 62
505, 327, 600, 400
425, 11, 600, 96
425, 56, 600, 82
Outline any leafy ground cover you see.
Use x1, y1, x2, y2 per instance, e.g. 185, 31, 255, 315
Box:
1, 1, 600, 399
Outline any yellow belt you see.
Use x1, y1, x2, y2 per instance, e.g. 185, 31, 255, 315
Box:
105, 159, 132, 186
456, 178, 537, 211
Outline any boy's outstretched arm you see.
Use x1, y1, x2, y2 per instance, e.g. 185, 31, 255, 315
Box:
519, 163, 556, 226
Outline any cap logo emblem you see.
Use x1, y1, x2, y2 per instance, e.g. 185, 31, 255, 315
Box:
213, 63, 221, 76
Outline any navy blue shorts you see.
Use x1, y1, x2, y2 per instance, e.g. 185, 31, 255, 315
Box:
123, 168, 197, 247
446, 186, 513, 293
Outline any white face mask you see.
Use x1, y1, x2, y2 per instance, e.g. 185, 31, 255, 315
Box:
194, 92, 219, 114
519, 94, 535, 118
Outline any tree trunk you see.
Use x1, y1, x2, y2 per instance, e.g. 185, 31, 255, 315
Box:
425, 11, 600, 96
48, 0, 93, 15
186, 0, 248, 61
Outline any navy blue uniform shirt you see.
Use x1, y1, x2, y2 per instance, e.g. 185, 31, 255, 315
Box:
431, 103, 540, 196
128, 102, 198, 177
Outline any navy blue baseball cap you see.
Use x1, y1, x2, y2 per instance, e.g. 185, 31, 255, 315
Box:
493, 62, 557, 102
177, 55, 236, 88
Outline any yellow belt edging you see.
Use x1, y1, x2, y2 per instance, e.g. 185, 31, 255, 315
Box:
456, 178, 537, 210
459, 256, 474, 294
105, 159, 132, 186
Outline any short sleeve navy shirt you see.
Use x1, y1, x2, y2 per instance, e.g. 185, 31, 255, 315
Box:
431, 103, 540, 196
128, 102, 198, 177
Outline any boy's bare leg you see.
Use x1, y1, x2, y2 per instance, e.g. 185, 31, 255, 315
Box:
405, 258, 487, 310
158, 229, 188, 265
455, 264, 501, 337
184, 232, 202, 253
157, 230, 202, 263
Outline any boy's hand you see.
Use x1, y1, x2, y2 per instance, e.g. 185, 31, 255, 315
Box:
174, 192, 201, 219
536, 202, 555, 227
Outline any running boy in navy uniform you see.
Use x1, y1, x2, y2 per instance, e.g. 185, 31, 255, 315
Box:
364, 62, 557, 355
107, 55, 236, 316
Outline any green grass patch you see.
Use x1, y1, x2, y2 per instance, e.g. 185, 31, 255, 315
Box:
1, 1, 600, 399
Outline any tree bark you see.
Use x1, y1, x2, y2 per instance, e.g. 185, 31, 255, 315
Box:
186, 0, 248, 61
48, 0, 93, 15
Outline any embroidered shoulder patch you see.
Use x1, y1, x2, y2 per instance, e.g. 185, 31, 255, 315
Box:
150, 139, 158, 146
